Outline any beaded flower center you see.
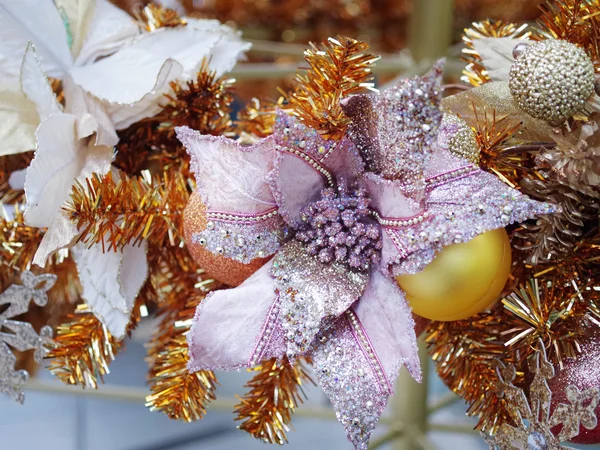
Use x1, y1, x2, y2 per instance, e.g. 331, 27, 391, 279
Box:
295, 179, 382, 271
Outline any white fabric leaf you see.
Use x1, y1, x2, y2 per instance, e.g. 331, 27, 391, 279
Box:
20, 43, 62, 122
69, 27, 222, 104
54, 0, 96, 59
33, 213, 79, 267
63, 76, 118, 147
205, 33, 251, 76
24, 113, 113, 229
72, 241, 148, 339
103, 58, 183, 129
472, 37, 528, 82
75, 0, 139, 66
0, 0, 72, 80
0, 82, 38, 155
70, 21, 249, 127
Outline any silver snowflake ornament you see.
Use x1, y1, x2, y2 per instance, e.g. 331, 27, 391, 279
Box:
0, 271, 56, 403
484, 341, 600, 450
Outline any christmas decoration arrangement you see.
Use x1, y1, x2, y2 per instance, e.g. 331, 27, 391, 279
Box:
0, 0, 599, 449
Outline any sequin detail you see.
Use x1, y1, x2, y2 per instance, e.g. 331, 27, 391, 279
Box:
391, 167, 559, 275
193, 211, 284, 263
271, 241, 369, 359
249, 293, 283, 365
273, 110, 365, 183
311, 312, 389, 450
345, 61, 444, 193
275, 111, 341, 163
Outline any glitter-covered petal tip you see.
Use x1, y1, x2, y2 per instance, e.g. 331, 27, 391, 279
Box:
343, 60, 445, 195
311, 269, 420, 450
391, 148, 559, 275
187, 263, 286, 372
271, 241, 369, 360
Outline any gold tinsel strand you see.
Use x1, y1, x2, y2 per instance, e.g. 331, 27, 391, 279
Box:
426, 308, 521, 433
65, 170, 191, 251
472, 106, 528, 189
134, 2, 187, 32
285, 36, 379, 140
235, 97, 283, 143
501, 278, 590, 369
46, 297, 147, 388
145, 299, 218, 421
114, 61, 235, 176
234, 357, 315, 444
46, 304, 121, 388
534, 0, 600, 71
145, 245, 220, 421
461, 20, 532, 87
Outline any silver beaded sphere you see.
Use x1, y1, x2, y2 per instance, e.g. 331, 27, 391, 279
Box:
509, 39, 595, 125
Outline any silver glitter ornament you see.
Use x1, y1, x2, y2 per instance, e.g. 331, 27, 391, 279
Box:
509, 40, 595, 125
441, 113, 480, 164
0, 271, 56, 403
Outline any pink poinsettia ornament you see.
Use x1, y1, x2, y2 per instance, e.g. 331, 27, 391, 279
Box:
176, 62, 557, 449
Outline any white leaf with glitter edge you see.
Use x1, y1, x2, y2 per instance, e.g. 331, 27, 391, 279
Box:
0, 0, 72, 80
0, 82, 38, 156
69, 26, 223, 104
70, 21, 249, 128
63, 76, 118, 147
75, 0, 140, 65
24, 112, 114, 266
72, 242, 148, 339
20, 43, 63, 121
24, 113, 112, 228
102, 58, 183, 129
471, 37, 529, 82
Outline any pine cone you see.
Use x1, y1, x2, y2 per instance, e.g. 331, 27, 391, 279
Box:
515, 176, 599, 265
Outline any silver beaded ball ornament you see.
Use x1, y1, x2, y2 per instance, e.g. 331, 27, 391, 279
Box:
509, 39, 595, 125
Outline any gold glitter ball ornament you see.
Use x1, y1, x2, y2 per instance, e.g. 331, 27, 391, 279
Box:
442, 113, 480, 164
183, 192, 269, 287
509, 40, 595, 125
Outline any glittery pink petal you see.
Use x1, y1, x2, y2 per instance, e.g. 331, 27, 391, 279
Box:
343, 61, 444, 198
187, 262, 285, 372
310, 270, 419, 450
269, 111, 365, 227
354, 268, 421, 382
176, 127, 277, 214
274, 110, 364, 180
267, 150, 326, 228
391, 147, 559, 275
271, 241, 369, 359
364, 172, 427, 270
177, 128, 285, 260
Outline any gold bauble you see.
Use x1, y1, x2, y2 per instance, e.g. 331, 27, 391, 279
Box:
184, 192, 269, 287
397, 228, 512, 321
